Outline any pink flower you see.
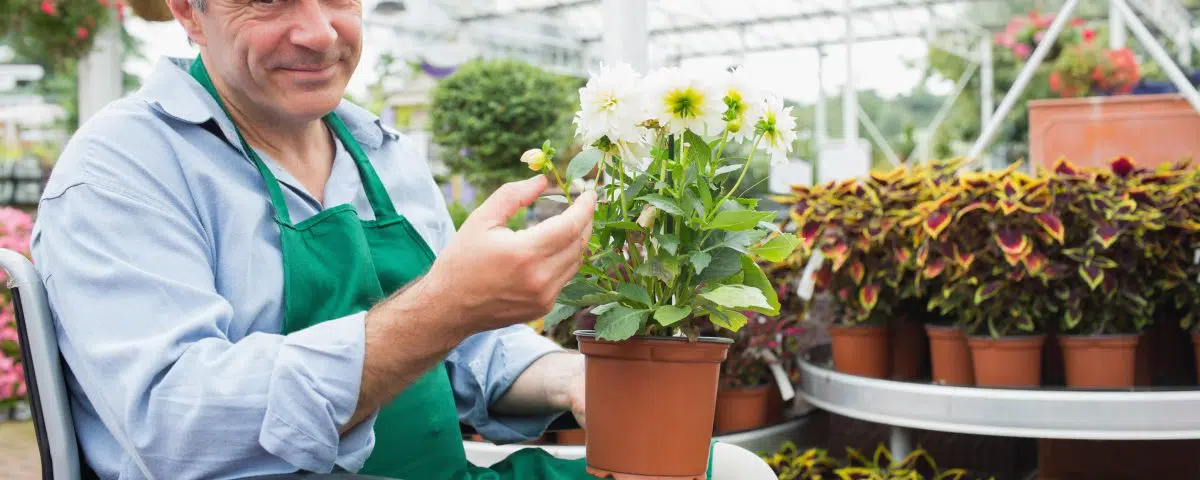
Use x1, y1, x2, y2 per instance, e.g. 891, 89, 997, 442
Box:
1034, 31, 1045, 43
1014, 43, 1032, 59
39, 0, 56, 15
0, 326, 16, 343
13, 363, 24, 397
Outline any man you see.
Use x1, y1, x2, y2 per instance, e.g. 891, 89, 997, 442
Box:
29, 0, 602, 478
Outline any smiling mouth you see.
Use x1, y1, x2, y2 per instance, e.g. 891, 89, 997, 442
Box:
283, 64, 336, 72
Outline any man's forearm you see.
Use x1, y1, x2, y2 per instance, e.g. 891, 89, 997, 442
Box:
491, 350, 583, 416
341, 277, 469, 433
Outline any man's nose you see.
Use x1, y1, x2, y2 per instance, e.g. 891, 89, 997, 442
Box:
289, 0, 338, 53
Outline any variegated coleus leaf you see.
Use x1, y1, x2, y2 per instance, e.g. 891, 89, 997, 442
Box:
955, 201, 996, 219
923, 257, 946, 279
1053, 157, 1082, 176
1034, 212, 1065, 244
922, 209, 952, 239
1022, 251, 1047, 277
994, 228, 1030, 265
800, 221, 822, 251
1110, 155, 1136, 178
849, 260, 865, 285
859, 283, 880, 311
952, 244, 975, 270
974, 281, 1002, 304
1080, 265, 1104, 290
1095, 221, 1120, 249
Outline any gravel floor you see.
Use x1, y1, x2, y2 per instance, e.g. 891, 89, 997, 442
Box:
0, 421, 40, 479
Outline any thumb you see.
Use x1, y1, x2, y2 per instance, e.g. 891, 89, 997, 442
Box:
464, 175, 548, 230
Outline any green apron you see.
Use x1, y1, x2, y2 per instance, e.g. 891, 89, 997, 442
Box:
188, 58, 594, 480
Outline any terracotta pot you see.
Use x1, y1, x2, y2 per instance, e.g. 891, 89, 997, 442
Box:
967, 335, 1045, 387
556, 428, 586, 445
828, 324, 889, 378
1029, 94, 1200, 171
765, 377, 784, 423
1059, 334, 1140, 388
925, 325, 974, 386
889, 319, 925, 380
576, 330, 731, 480
713, 385, 771, 434
127, 0, 174, 21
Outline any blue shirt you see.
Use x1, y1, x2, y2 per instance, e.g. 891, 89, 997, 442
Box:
30, 57, 564, 480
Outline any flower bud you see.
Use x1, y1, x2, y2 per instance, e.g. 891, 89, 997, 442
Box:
727, 118, 742, 133
521, 148, 548, 171
636, 204, 658, 229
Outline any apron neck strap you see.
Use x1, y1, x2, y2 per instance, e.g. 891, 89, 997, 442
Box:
187, 56, 398, 224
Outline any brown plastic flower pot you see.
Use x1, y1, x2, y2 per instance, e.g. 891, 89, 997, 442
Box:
968, 335, 1045, 387
889, 319, 926, 380
925, 325, 974, 386
713, 385, 771, 434
576, 330, 731, 480
1059, 334, 1140, 388
556, 428, 586, 445
1028, 94, 1200, 171
828, 324, 889, 378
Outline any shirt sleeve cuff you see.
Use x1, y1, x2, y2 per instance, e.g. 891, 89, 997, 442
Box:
451, 325, 565, 444
259, 311, 372, 473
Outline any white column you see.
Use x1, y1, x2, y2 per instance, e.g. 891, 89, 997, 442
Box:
815, 47, 826, 150
602, 0, 648, 72
77, 11, 124, 124
842, 0, 857, 141
1110, 0, 1127, 49
980, 36, 994, 128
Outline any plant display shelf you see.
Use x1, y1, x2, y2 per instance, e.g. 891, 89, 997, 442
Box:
461, 417, 811, 467
798, 344, 1200, 459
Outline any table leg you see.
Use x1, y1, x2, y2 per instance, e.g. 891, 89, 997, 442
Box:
888, 426, 912, 464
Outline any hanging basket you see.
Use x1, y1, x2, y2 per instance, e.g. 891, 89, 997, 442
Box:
127, 0, 173, 21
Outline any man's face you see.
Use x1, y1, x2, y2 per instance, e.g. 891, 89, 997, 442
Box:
188, 0, 362, 121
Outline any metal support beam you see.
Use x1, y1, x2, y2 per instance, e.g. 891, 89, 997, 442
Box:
815, 48, 826, 183
859, 106, 901, 167
77, 10, 123, 125
967, 0, 1083, 164
980, 35, 994, 132
459, 0, 594, 22
917, 60, 979, 162
602, 0, 648, 72
1111, 0, 1128, 48
843, 0, 858, 141
1113, 0, 1200, 114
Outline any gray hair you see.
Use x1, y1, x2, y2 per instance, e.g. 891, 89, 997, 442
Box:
189, 0, 206, 12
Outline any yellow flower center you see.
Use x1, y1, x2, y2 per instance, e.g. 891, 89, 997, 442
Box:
664, 87, 706, 119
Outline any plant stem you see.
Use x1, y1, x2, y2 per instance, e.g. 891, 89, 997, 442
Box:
547, 165, 571, 206
710, 135, 764, 220
712, 131, 729, 176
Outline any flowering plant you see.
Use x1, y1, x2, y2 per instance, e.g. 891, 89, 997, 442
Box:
1050, 42, 1140, 97
995, 11, 1091, 61
531, 64, 801, 341
0, 207, 33, 409
2, 0, 123, 70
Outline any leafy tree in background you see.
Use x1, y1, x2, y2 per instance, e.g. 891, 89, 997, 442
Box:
430, 58, 579, 195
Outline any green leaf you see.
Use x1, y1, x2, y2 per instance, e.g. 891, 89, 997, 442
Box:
657, 234, 680, 255
684, 163, 699, 187
637, 194, 684, 216
700, 284, 772, 311
618, 283, 653, 307
566, 149, 603, 182
722, 229, 769, 253
706, 308, 748, 331
654, 305, 692, 327
714, 164, 744, 176
591, 302, 620, 316
756, 221, 782, 233
695, 247, 742, 283
625, 174, 650, 200
706, 210, 775, 232
740, 254, 781, 315
543, 304, 580, 329
750, 233, 801, 262
596, 306, 650, 341
697, 180, 715, 211
684, 131, 711, 167
636, 256, 681, 284
579, 292, 622, 305
541, 195, 569, 204
690, 251, 712, 274
600, 220, 643, 232
558, 279, 606, 303
683, 188, 705, 216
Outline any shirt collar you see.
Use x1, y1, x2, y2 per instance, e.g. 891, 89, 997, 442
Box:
137, 56, 399, 150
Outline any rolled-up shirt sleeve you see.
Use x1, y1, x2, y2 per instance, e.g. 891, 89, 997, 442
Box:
445, 324, 565, 443
34, 180, 376, 478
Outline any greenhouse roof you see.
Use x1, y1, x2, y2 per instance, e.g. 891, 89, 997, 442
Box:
444, 0, 1197, 61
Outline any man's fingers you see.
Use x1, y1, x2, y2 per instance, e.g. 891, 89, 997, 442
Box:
465, 176, 548, 230
521, 190, 597, 251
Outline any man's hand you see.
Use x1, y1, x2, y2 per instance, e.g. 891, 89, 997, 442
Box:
426, 175, 598, 335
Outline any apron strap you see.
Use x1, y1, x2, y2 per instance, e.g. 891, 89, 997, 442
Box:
323, 113, 399, 219
187, 56, 400, 224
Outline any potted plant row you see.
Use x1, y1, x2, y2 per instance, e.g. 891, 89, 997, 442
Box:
761, 442, 993, 480
779, 155, 1200, 389
527, 63, 801, 479
712, 307, 806, 434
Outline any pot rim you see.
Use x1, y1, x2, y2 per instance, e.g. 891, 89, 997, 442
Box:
966, 333, 1046, 342
573, 329, 734, 344
924, 324, 966, 331
1057, 333, 1141, 339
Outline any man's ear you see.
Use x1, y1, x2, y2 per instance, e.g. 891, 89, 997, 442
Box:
166, 0, 206, 46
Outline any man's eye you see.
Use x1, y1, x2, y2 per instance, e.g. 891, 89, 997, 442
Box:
255, 0, 278, 4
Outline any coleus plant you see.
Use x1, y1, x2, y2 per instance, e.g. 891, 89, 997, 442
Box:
718, 309, 807, 389
781, 167, 928, 328
1047, 157, 1169, 335
533, 64, 801, 342
913, 162, 1067, 338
